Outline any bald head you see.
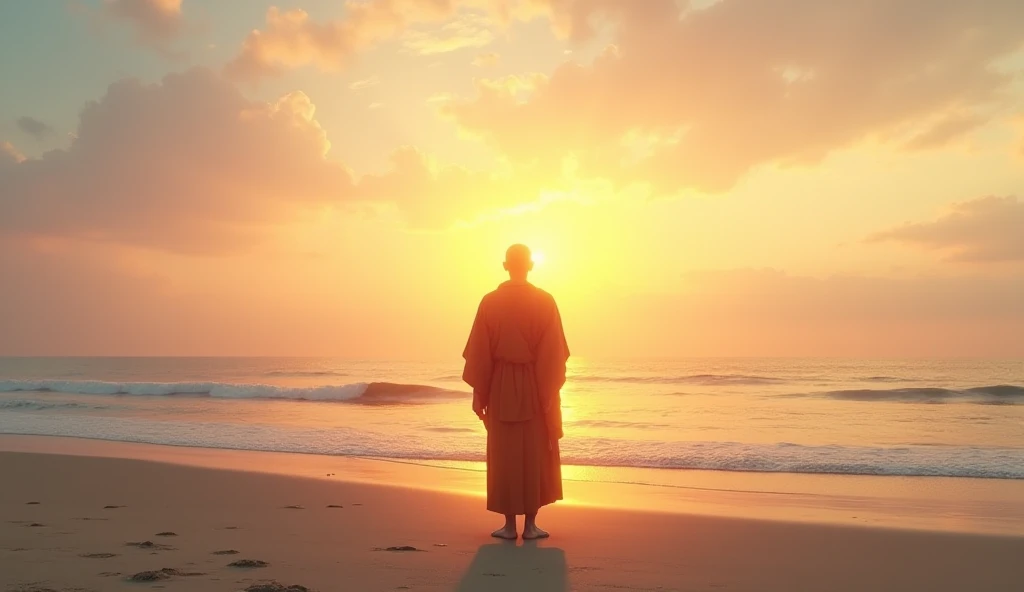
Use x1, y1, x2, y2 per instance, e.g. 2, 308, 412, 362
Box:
503, 244, 533, 280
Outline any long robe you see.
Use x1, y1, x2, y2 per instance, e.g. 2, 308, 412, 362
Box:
462, 280, 570, 516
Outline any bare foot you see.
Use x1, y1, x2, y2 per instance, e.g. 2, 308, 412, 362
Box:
522, 524, 549, 540
491, 526, 517, 540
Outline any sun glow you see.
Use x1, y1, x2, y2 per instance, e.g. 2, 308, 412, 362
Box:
532, 250, 546, 266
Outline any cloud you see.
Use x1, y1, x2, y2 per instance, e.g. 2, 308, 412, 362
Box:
0, 67, 559, 252
403, 13, 496, 55
472, 52, 500, 67
349, 75, 380, 90
0, 68, 353, 253
446, 0, 1024, 194
104, 0, 183, 41
1, 141, 25, 164
869, 196, 1024, 262
353, 146, 557, 227
903, 112, 987, 151
16, 116, 54, 141
587, 268, 1024, 358
225, 2, 462, 81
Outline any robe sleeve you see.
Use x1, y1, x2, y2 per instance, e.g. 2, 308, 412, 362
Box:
462, 298, 493, 409
534, 298, 570, 439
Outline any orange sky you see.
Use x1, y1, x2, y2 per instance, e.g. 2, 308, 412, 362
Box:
1, 0, 1023, 358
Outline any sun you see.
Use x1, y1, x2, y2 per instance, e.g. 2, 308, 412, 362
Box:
532, 250, 546, 266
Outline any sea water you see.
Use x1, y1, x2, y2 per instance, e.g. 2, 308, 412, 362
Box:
1, 357, 1022, 481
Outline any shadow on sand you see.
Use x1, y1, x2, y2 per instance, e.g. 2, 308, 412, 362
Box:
455, 541, 567, 592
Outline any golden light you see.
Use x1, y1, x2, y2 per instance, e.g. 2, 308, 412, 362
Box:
532, 250, 546, 266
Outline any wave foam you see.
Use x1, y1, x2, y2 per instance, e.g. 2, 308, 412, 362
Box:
1, 414, 1021, 480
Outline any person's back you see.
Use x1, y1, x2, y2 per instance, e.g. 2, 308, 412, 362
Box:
462, 244, 569, 540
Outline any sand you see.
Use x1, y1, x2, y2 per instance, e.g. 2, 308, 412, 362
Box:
1, 443, 1023, 591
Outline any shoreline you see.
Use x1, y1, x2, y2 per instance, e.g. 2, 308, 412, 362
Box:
1, 444, 1022, 591
2, 434, 1023, 537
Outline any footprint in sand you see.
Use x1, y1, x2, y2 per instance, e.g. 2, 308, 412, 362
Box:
282, 505, 304, 510
228, 559, 269, 568
128, 568, 205, 582
326, 505, 343, 508
125, 541, 175, 551
155, 532, 178, 537
25, 501, 41, 505
375, 546, 423, 552
244, 582, 311, 592
213, 550, 240, 555
103, 505, 125, 509
27, 523, 46, 528
80, 553, 119, 559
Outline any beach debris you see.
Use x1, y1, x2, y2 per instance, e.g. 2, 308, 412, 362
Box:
326, 504, 343, 508
282, 505, 304, 510
80, 552, 118, 559
125, 540, 174, 551
155, 531, 178, 537
213, 549, 240, 555
244, 581, 312, 592
229, 559, 269, 568
375, 546, 423, 552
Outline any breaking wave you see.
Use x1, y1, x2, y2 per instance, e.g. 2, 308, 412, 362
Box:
0, 380, 465, 404
0, 399, 107, 411
573, 373, 784, 385
805, 385, 1024, 405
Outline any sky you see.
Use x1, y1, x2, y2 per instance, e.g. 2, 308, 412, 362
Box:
1, 0, 1023, 359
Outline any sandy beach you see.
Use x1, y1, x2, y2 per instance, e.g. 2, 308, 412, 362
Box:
1, 439, 1022, 592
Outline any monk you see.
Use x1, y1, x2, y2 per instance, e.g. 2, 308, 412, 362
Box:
462, 244, 570, 540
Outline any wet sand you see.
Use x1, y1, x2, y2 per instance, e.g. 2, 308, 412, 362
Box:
2, 442, 1023, 591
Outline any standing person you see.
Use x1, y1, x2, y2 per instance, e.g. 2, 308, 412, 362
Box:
462, 244, 570, 540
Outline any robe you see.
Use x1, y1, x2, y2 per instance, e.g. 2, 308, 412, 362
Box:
462, 280, 570, 516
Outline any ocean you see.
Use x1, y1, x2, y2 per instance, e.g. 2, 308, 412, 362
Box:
1, 357, 1022, 483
